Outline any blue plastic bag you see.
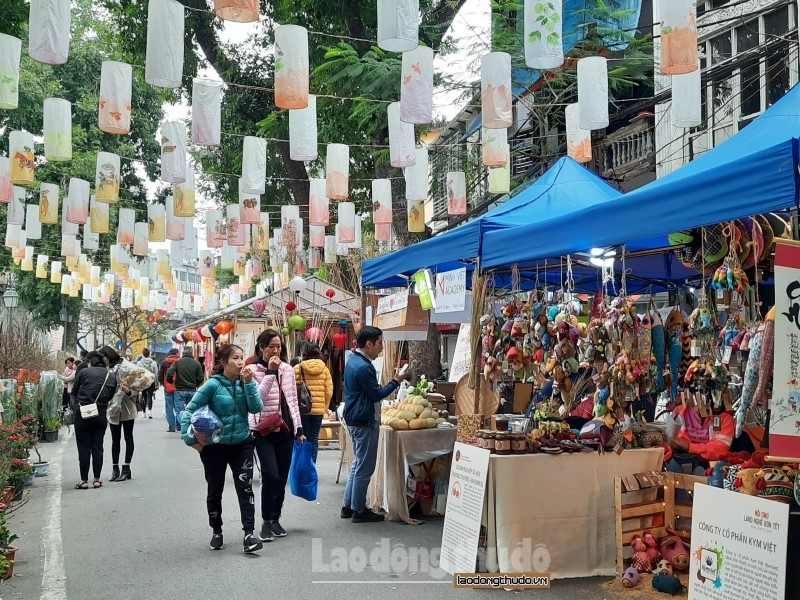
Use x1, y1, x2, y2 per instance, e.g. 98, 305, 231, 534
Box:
289, 440, 318, 501
189, 406, 223, 445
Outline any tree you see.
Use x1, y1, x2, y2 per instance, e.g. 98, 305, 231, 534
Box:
79, 293, 171, 353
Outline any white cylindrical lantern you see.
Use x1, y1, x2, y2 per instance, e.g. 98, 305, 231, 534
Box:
21, 246, 34, 271
289, 95, 317, 161
95, 151, 121, 203
199, 251, 214, 277
335, 226, 349, 256
404, 148, 428, 201
0, 157, 11, 203
65, 178, 90, 225
349, 215, 362, 249
9, 130, 35, 185
90, 197, 110, 234
206, 208, 224, 248
524, 0, 563, 70
239, 179, 261, 224
61, 204, 78, 235
99, 61, 132, 134
274, 25, 309, 110
61, 234, 77, 258
148, 203, 166, 242
488, 150, 510, 194
309, 225, 325, 248
28, 0, 71, 65
375, 222, 392, 242
118, 208, 136, 245
145, 0, 185, 88
25, 204, 42, 240
407, 200, 424, 233
388, 102, 416, 168
0, 35, 22, 109
182, 219, 198, 260
173, 168, 196, 217
481, 52, 513, 129
325, 143, 349, 200
9, 187, 25, 226
400, 45, 433, 125
133, 222, 149, 256
241, 136, 266, 194
372, 179, 393, 224
50, 260, 62, 283
280, 205, 300, 246
83, 219, 99, 251
309, 178, 329, 226
446, 171, 467, 215
660, 0, 698, 75
566, 103, 592, 164
192, 78, 222, 146
227, 204, 245, 246
482, 127, 508, 167
60, 274, 72, 295
160, 121, 186, 183
43, 98, 72, 161
337, 202, 356, 244
9, 229, 26, 255
39, 182, 59, 224
166, 195, 185, 241
324, 235, 336, 264
377, 0, 419, 52
577, 56, 609, 130
671, 60, 702, 128
214, 0, 258, 23
253, 213, 269, 250
309, 247, 322, 269
36, 254, 48, 279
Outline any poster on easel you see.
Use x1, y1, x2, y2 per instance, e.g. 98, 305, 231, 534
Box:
232, 330, 254, 358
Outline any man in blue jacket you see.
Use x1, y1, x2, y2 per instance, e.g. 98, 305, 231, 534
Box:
342, 326, 406, 522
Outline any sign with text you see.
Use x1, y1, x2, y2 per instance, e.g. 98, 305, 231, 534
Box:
376, 289, 409, 315
449, 323, 472, 383
232, 330, 254, 357
770, 239, 800, 459
689, 484, 788, 600
435, 267, 466, 313
440, 442, 491, 576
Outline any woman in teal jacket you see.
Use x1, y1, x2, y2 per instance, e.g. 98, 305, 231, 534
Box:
181, 344, 264, 554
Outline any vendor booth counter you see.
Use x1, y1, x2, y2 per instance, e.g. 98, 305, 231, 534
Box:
482, 447, 664, 579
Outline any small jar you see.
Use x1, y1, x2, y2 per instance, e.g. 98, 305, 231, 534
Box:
485, 432, 497, 454
511, 433, 527, 454
494, 417, 509, 432
495, 432, 511, 455
476, 430, 487, 449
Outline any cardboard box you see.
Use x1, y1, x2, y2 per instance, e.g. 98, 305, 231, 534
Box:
513, 383, 533, 413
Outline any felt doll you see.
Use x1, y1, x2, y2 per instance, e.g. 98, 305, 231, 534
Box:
733, 468, 760, 496
755, 465, 796, 504
652, 574, 685, 595
653, 559, 673, 577
621, 567, 640, 588
659, 528, 689, 572
642, 530, 661, 568
706, 461, 729, 488
631, 534, 651, 572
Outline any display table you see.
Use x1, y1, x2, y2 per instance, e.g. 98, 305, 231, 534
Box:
483, 447, 664, 579
368, 426, 457, 525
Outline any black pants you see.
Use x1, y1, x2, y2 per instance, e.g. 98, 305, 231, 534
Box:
75, 413, 108, 481
254, 429, 294, 521
199, 438, 256, 533
140, 383, 155, 410
109, 420, 135, 464
62, 388, 71, 409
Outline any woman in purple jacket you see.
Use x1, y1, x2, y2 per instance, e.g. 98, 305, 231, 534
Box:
246, 330, 306, 542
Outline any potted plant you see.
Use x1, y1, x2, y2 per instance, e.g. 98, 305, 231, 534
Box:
18, 416, 48, 476
0, 513, 18, 579
0, 553, 12, 580
40, 372, 61, 442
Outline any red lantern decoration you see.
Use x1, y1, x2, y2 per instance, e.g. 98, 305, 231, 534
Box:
355, 308, 361, 316
325, 288, 335, 299
215, 320, 233, 334
183, 328, 195, 342
285, 301, 297, 312
332, 331, 348, 350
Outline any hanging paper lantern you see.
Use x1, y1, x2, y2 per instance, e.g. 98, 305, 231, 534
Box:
61, 234, 78, 258
39, 183, 58, 224
215, 320, 233, 335
9, 130, 35, 185
308, 247, 322, 269
332, 331, 348, 350
280, 206, 301, 247
206, 208, 224, 248
183, 329, 195, 342
377, 0, 419, 52
404, 147, 428, 201
565, 103, 592, 164
523, 0, 563, 70
49, 260, 62, 283
303, 225, 322, 249
20, 246, 34, 272
371, 179, 393, 224
0, 157, 12, 204
0, 34, 22, 109
191, 78, 222, 146
95, 152, 121, 203
335, 225, 350, 256
274, 25, 309, 110
10, 231, 26, 258
280, 327, 291, 337
239, 179, 261, 224
488, 146, 510, 194
288, 315, 307, 331
145, 0, 185, 88
99, 61, 132, 134
325, 288, 336, 300
407, 200, 425, 233
577, 56, 609, 130
190, 329, 204, 343
671, 60, 701, 128
337, 202, 356, 244
8, 187, 25, 226
660, 0, 698, 75
36, 254, 48, 279
253, 212, 270, 250
305, 326, 323, 343
84, 217, 100, 251
29, 0, 71, 65
324, 235, 336, 264
241, 136, 267, 194
133, 223, 149, 256
4, 222, 21, 250
388, 102, 416, 168
214, 0, 258, 22
227, 204, 245, 247
285, 301, 297, 312
482, 127, 508, 167
43, 98, 72, 161
148, 203, 166, 242
289, 95, 317, 161
166, 195, 185, 241
182, 219, 198, 261
375, 222, 392, 242
251, 298, 267, 317
325, 144, 349, 200
118, 208, 135, 246
308, 178, 329, 226
25, 204, 41, 240
173, 168, 195, 217
481, 52, 512, 129
65, 178, 90, 225
160, 121, 187, 183
90, 197, 109, 234
400, 45, 433, 125
446, 171, 467, 215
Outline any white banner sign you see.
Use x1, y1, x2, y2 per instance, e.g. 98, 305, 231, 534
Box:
435, 267, 466, 313
377, 289, 408, 315
449, 323, 472, 383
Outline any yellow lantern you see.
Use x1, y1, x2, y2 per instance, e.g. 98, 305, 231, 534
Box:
0, 34, 22, 109
148, 203, 166, 242
90, 196, 110, 234
566, 103, 592, 164
325, 144, 349, 200
99, 61, 132, 134
95, 152, 121, 203
50, 260, 62, 283
9, 131, 35, 185
488, 147, 510, 194
36, 254, 49, 278
43, 98, 72, 161
274, 25, 309, 110
91, 265, 101, 287
252, 212, 269, 251
145, 0, 184, 88
60, 274, 72, 295
29, 0, 71, 65
173, 168, 196, 217
407, 200, 424, 233
21, 246, 34, 271
39, 182, 59, 224
481, 52, 512, 129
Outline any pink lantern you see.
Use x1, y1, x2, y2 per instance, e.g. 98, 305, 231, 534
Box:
192, 329, 205, 343
306, 326, 324, 343
252, 298, 267, 317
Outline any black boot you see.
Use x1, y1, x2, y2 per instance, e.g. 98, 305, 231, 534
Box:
116, 465, 132, 482
108, 465, 120, 482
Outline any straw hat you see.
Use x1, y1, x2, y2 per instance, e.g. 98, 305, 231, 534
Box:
455, 373, 500, 418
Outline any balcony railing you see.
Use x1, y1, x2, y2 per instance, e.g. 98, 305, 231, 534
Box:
597, 113, 655, 181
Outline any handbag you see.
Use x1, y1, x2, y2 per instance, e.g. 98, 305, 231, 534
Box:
297, 364, 313, 416
80, 372, 109, 419
255, 375, 292, 436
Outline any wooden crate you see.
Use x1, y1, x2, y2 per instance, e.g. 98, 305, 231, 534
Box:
614, 471, 706, 574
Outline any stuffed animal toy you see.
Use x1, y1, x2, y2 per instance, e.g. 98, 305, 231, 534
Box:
653, 559, 673, 577
621, 567, 640, 588
642, 530, 661, 567
631, 534, 651, 572
659, 528, 690, 572
755, 465, 796, 504
734, 468, 762, 496
652, 574, 685, 595
706, 461, 729, 488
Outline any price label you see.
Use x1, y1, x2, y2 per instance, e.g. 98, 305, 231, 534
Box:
722, 347, 733, 364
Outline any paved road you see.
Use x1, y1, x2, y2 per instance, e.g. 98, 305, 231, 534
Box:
2, 392, 627, 599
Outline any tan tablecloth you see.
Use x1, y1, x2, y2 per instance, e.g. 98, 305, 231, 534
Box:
484, 447, 664, 579
367, 426, 457, 524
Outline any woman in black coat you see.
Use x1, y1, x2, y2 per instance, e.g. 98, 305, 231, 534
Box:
71, 352, 118, 489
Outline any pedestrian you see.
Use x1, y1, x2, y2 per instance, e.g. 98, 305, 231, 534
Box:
136, 348, 159, 419
166, 347, 205, 429
58, 357, 76, 410
180, 344, 265, 554
159, 348, 180, 431
71, 351, 118, 489
98, 346, 138, 483
294, 342, 333, 464
341, 326, 405, 523
75, 349, 89, 372
247, 329, 306, 542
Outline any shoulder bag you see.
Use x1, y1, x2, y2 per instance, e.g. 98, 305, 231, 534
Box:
80, 372, 110, 419
255, 374, 292, 436
297, 365, 313, 415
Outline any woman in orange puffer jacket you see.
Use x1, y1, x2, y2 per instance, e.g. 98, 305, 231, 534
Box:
294, 343, 333, 464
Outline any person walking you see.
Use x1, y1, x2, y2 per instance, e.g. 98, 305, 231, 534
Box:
159, 348, 180, 432
58, 357, 76, 410
98, 346, 138, 483
247, 329, 305, 542
136, 348, 159, 419
180, 344, 264, 553
167, 347, 205, 430
342, 326, 405, 523
71, 351, 118, 489
294, 343, 333, 464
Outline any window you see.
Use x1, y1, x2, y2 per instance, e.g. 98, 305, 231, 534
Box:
710, 33, 732, 64
766, 46, 791, 106
735, 20, 759, 54
764, 5, 790, 38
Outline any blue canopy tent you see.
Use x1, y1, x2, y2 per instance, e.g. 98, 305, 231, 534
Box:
361, 157, 624, 288
481, 81, 800, 270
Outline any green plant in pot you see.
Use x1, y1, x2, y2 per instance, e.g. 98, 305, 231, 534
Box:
40, 372, 61, 433
0, 513, 17, 580
0, 553, 12, 579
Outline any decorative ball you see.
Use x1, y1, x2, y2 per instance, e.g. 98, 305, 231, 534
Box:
173, 333, 184, 344
215, 320, 233, 334
338, 319, 349, 327
332, 332, 348, 350
325, 288, 335, 299
288, 315, 307, 331
285, 301, 297, 312
280, 327, 291, 336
